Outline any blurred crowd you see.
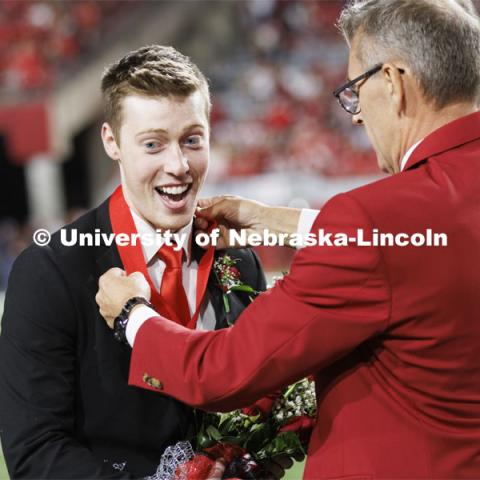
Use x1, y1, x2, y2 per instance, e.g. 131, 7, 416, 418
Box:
208, 0, 376, 183
0, 0, 132, 93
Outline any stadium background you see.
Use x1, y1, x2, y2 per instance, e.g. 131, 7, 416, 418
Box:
1, 1, 475, 478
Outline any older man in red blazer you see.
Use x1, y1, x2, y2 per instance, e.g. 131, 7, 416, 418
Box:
97, 1, 480, 478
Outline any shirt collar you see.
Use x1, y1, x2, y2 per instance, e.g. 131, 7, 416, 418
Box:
130, 208, 193, 266
400, 139, 423, 171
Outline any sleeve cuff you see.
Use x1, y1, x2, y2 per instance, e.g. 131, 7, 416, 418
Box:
296, 209, 320, 248
126, 305, 159, 347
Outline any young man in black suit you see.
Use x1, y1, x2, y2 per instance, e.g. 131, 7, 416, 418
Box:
0, 45, 266, 479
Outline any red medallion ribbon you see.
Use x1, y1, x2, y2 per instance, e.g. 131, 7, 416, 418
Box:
109, 185, 216, 329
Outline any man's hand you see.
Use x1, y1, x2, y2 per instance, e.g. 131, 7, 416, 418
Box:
194, 195, 267, 249
206, 460, 225, 480
96, 268, 151, 328
205, 453, 303, 480
195, 195, 301, 249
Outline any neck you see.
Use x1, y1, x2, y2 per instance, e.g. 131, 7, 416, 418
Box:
397, 101, 478, 172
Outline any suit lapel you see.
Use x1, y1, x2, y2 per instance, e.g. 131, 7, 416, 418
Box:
84, 198, 132, 383
191, 235, 256, 330
89, 198, 123, 285
209, 283, 229, 330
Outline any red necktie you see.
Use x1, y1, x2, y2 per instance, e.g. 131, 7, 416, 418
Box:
159, 244, 191, 326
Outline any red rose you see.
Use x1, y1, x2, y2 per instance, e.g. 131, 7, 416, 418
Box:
241, 391, 281, 419
203, 442, 246, 463
174, 454, 214, 480
230, 267, 240, 278
279, 415, 315, 444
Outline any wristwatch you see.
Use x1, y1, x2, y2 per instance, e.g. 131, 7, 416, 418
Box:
113, 296, 152, 345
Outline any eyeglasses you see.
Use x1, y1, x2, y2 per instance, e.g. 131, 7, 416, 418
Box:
333, 63, 383, 115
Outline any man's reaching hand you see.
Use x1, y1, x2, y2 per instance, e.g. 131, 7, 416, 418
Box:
195, 195, 301, 249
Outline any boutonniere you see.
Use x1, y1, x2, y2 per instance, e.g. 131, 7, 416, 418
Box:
213, 254, 259, 323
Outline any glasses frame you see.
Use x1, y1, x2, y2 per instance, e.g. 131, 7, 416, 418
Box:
333, 63, 383, 115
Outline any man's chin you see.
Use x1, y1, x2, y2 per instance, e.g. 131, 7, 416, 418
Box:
150, 212, 194, 233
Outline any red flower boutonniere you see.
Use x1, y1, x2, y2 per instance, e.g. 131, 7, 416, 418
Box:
213, 254, 260, 323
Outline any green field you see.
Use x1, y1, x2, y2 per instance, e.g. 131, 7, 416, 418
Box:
285, 459, 306, 479
0, 454, 7, 480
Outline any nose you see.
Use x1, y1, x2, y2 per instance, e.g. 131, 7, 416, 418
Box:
164, 144, 189, 177
352, 112, 363, 126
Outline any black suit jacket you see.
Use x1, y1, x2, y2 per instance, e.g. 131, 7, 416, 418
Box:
0, 197, 266, 479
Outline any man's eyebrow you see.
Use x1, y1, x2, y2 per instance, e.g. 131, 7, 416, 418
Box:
135, 124, 205, 138
135, 128, 168, 138
183, 124, 205, 133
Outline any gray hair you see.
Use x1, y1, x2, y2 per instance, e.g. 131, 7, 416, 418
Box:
338, 0, 480, 108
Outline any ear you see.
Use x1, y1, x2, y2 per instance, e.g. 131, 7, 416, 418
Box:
101, 123, 120, 161
382, 63, 406, 116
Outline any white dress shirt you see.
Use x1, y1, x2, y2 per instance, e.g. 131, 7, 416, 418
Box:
126, 210, 217, 345
400, 139, 422, 171
127, 140, 423, 346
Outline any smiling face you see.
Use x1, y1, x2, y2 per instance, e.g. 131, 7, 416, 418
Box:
102, 90, 210, 231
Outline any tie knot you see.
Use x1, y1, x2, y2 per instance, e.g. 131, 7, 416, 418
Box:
159, 244, 183, 269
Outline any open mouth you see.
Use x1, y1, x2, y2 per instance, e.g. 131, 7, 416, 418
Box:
155, 184, 192, 206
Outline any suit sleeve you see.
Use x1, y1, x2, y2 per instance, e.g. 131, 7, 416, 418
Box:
128, 193, 391, 412
0, 246, 133, 479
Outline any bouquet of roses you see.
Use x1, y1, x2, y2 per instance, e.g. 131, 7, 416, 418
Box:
149, 378, 316, 480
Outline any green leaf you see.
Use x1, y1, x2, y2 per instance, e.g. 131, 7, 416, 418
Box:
249, 422, 266, 433
256, 432, 304, 459
206, 425, 222, 441
229, 285, 258, 294
222, 293, 231, 313
246, 413, 261, 423
244, 422, 274, 452
197, 432, 216, 449
220, 436, 244, 446
218, 413, 231, 427
221, 418, 235, 433
284, 379, 304, 399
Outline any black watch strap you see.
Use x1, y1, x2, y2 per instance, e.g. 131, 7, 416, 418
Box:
113, 296, 152, 345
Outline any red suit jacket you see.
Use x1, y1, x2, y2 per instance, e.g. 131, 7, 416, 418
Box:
129, 112, 480, 479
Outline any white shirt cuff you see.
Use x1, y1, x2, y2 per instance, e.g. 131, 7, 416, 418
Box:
296, 209, 320, 248
126, 305, 159, 347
